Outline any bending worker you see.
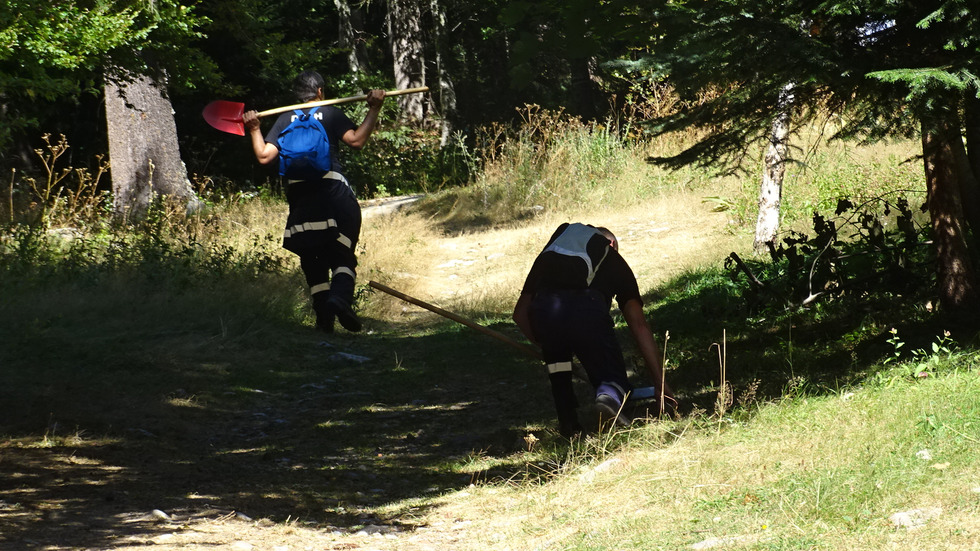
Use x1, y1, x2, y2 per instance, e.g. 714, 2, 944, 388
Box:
513, 222, 676, 437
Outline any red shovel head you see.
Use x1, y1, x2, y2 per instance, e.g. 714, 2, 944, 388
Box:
202, 100, 246, 136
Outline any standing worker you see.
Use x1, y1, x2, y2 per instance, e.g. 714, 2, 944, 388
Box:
513, 223, 676, 437
244, 71, 386, 333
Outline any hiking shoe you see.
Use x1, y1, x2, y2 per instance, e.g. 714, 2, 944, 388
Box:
327, 296, 362, 333
559, 424, 583, 439
595, 393, 631, 429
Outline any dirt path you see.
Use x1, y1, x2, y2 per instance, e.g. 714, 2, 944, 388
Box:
361, 194, 425, 219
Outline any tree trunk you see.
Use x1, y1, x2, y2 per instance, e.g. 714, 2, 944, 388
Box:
334, 0, 369, 75
428, 0, 457, 144
387, 0, 426, 122
966, 95, 980, 178
951, 114, 980, 246
753, 84, 794, 255
569, 57, 599, 120
921, 116, 979, 312
105, 71, 198, 218
962, 95, 980, 236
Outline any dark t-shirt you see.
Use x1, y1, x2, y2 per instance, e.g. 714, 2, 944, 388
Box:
521, 223, 642, 310
264, 106, 357, 172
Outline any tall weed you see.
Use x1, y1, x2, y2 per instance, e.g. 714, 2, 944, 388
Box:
416, 104, 719, 230
10, 134, 112, 228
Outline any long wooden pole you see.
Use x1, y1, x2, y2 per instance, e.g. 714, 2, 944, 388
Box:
368, 280, 542, 360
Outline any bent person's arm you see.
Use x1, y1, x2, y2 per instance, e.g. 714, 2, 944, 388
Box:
621, 298, 675, 403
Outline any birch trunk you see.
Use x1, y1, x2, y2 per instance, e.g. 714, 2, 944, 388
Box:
753, 84, 794, 255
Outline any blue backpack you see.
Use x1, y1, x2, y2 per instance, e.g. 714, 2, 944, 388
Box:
276, 107, 331, 180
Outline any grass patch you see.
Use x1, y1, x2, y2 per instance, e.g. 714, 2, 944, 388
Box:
427, 360, 980, 550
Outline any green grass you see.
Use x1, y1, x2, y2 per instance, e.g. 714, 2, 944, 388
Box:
430, 355, 980, 550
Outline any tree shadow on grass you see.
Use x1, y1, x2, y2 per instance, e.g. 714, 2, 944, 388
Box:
0, 292, 564, 549
645, 268, 980, 415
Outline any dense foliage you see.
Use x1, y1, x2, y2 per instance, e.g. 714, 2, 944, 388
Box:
0, 1, 210, 157
2, 0, 632, 192
4, 1, 979, 312
598, 0, 980, 311
727, 195, 933, 312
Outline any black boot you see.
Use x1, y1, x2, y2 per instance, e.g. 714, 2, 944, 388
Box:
550, 371, 581, 438
327, 295, 362, 333
312, 294, 335, 333
558, 411, 584, 439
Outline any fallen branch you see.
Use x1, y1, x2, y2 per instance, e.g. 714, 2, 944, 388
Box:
726, 252, 767, 290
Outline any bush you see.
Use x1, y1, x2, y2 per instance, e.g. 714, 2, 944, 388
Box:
345, 125, 471, 198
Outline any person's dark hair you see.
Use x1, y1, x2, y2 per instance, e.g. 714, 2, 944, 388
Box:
596, 226, 618, 251
292, 71, 324, 102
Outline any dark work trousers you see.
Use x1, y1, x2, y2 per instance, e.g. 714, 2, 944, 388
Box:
529, 289, 632, 425
282, 173, 362, 307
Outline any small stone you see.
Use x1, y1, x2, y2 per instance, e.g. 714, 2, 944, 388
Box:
356, 524, 387, 536
888, 507, 942, 529
331, 352, 372, 363
593, 458, 622, 473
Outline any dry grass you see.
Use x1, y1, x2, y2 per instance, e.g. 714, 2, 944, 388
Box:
358, 185, 750, 327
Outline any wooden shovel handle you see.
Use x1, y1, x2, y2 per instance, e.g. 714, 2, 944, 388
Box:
368, 280, 543, 361
257, 86, 429, 118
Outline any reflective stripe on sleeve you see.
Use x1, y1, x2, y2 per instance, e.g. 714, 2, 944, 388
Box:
333, 266, 355, 279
